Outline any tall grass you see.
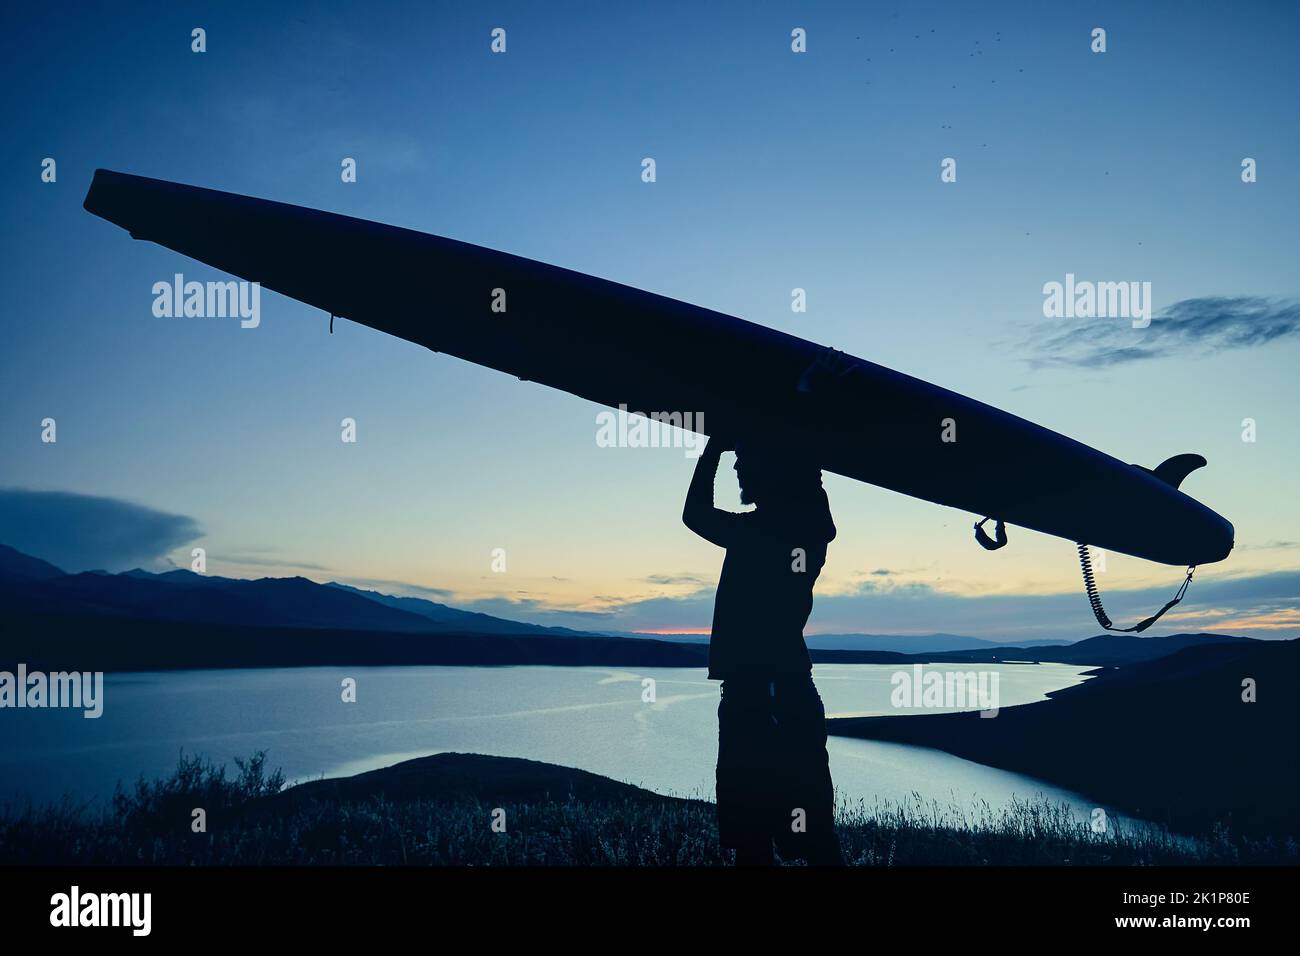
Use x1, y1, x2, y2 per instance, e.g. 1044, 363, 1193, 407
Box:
1, 754, 1293, 865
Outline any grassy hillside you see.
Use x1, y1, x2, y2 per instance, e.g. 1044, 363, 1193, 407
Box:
2, 752, 1291, 866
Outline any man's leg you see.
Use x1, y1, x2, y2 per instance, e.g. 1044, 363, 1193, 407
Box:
716, 680, 777, 865
772, 675, 844, 866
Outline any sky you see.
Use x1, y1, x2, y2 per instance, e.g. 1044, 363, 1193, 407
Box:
2, 0, 1298, 641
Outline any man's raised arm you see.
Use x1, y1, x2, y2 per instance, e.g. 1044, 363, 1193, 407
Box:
682, 435, 742, 548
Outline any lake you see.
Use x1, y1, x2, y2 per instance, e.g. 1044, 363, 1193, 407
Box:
0, 662, 1112, 822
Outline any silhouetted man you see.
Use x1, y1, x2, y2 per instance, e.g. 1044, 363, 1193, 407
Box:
683, 431, 844, 865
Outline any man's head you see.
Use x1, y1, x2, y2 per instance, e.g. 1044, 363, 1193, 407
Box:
733, 431, 823, 507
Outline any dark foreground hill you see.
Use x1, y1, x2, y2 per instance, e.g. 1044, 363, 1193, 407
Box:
3, 751, 1289, 866
271, 751, 675, 808
829, 638, 1300, 838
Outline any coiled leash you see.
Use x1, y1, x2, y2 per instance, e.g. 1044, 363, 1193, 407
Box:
973, 517, 1197, 633
1077, 543, 1196, 633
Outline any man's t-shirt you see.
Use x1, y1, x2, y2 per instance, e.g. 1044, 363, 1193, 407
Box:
707, 493, 836, 680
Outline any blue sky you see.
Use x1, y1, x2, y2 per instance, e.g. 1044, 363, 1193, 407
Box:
2, 0, 1298, 640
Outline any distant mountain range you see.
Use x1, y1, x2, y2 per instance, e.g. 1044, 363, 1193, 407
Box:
0, 542, 1261, 671
0, 543, 598, 638
0, 542, 1059, 652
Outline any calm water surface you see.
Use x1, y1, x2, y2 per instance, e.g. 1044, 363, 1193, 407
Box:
1, 663, 1112, 821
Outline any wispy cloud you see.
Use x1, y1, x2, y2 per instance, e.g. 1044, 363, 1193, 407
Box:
1027, 296, 1300, 369
330, 576, 455, 600
215, 553, 333, 572
643, 572, 714, 586
0, 488, 201, 572
1212, 608, 1300, 631
445, 569, 1300, 642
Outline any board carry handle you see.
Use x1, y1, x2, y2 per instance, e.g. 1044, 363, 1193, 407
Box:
974, 517, 1008, 550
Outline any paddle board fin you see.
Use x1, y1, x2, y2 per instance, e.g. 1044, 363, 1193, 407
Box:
1136, 454, 1207, 490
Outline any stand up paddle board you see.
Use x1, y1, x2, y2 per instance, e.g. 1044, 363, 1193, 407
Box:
83, 169, 1233, 577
